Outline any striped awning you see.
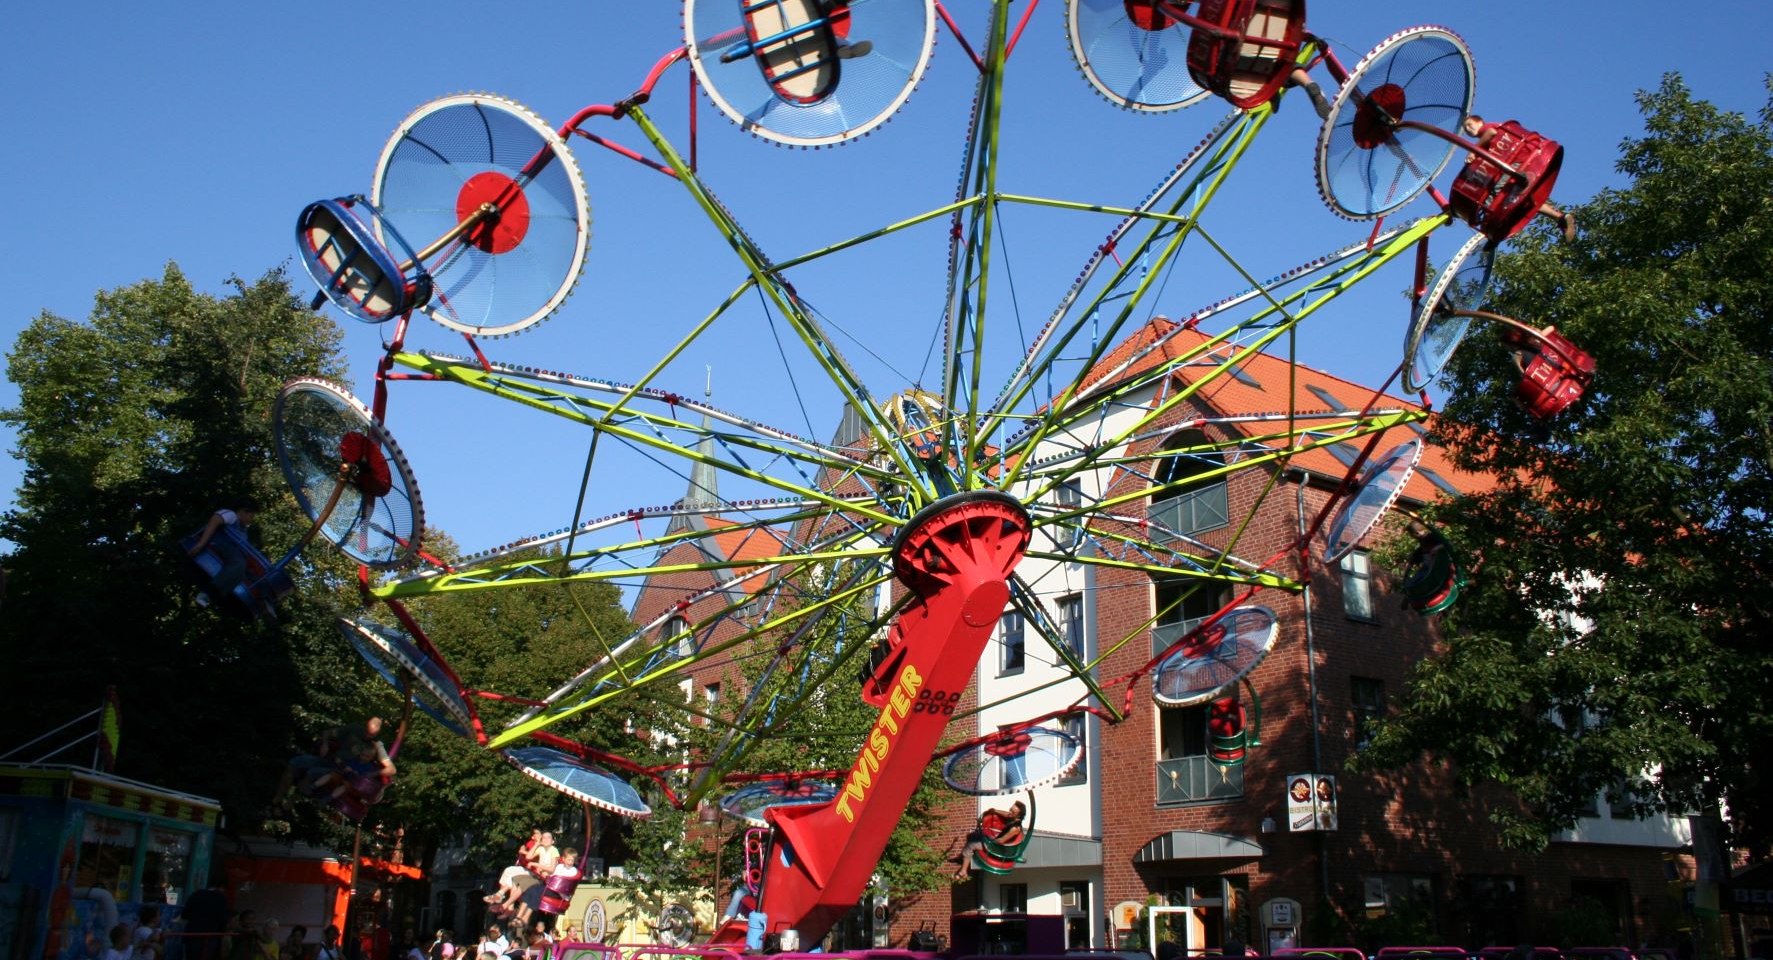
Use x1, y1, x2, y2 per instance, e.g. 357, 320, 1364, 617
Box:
1134, 830, 1262, 862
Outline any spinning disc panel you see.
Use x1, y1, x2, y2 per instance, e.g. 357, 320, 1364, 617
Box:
942, 725, 1082, 796
1323, 439, 1422, 563
272, 378, 424, 568
1317, 26, 1473, 219
1066, 0, 1210, 112
1152, 605, 1277, 707
1403, 231, 1494, 392
504, 745, 652, 818
719, 779, 839, 826
686, 0, 937, 147
373, 94, 590, 337
338, 616, 473, 737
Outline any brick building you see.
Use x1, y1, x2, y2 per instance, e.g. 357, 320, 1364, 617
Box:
941, 322, 1688, 954
622, 323, 1688, 953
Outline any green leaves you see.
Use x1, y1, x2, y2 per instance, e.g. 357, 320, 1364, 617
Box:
0, 265, 348, 820
1360, 76, 1773, 853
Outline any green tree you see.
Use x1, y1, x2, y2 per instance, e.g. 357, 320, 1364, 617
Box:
0, 265, 351, 817
1356, 77, 1773, 852
366, 543, 665, 873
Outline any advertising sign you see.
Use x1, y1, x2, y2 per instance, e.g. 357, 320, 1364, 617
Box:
1286, 774, 1338, 831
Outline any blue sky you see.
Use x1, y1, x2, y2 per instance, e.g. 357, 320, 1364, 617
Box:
3, 1, 1769, 558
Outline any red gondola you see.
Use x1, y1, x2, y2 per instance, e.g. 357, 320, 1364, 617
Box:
1451, 119, 1566, 242
1183, 0, 1308, 109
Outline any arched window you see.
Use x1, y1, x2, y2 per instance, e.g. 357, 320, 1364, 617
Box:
1148, 429, 1228, 538
662, 615, 693, 658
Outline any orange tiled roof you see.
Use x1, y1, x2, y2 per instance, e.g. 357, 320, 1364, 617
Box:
1081, 319, 1493, 504
703, 516, 790, 594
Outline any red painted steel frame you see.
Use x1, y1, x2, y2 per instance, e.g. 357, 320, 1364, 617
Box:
712, 492, 1030, 947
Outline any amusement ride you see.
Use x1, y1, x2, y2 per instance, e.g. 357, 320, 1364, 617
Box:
186, 0, 1601, 948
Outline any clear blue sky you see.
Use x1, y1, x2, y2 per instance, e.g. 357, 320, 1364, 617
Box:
4, 1, 1769, 557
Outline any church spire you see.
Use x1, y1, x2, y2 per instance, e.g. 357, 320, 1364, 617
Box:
680, 366, 720, 510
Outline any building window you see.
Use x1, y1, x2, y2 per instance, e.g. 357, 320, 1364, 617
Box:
1000, 610, 1025, 676
1059, 881, 1091, 948
75, 814, 139, 898
1152, 580, 1223, 657
1568, 878, 1631, 945
1148, 429, 1229, 539
705, 682, 721, 704
1000, 883, 1029, 914
1351, 676, 1385, 749
1056, 480, 1085, 549
1607, 778, 1642, 819
140, 828, 193, 904
1056, 714, 1087, 787
1459, 875, 1522, 947
1058, 593, 1085, 657
1156, 705, 1243, 804
1363, 874, 1436, 932
662, 615, 693, 659
1340, 549, 1376, 621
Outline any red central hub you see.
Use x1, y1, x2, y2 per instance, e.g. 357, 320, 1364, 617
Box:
456, 171, 532, 254
1124, 0, 1175, 30
1353, 83, 1407, 149
724, 492, 1030, 949
339, 431, 393, 497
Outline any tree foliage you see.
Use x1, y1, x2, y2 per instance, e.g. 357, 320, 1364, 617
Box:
0, 265, 351, 817
1356, 77, 1773, 852
384, 549, 659, 876
0, 266, 651, 874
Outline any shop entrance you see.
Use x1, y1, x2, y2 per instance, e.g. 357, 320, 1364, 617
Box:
1149, 876, 1251, 955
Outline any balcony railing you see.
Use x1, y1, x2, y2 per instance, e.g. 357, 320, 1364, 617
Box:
1155, 754, 1244, 805
1151, 616, 1209, 658
1148, 484, 1229, 541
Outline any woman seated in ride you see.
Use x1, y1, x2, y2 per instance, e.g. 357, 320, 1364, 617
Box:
952, 801, 1026, 880
485, 830, 543, 906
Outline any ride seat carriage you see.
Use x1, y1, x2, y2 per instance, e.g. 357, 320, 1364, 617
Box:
1186, 0, 1307, 110
1503, 323, 1595, 419
1450, 120, 1565, 242
180, 524, 295, 622
970, 804, 1034, 876
537, 870, 582, 916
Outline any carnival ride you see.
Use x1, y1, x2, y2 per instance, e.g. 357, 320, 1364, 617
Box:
268, 0, 1595, 946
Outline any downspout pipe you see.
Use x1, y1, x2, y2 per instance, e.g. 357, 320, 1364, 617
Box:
1292, 469, 1332, 924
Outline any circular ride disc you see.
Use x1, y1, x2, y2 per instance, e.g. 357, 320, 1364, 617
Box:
719, 779, 839, 827
1065, 0, 1210, 112
1316, 26, 1474, 220
1152, 605, 1278, 707
685, 0, 937, 147
338, 616, 473, 738
273, 378, 424, 568
504, 745, 652, 819
1403, 231, 1495, 392
942, 725, 1082, 796
1323, 439, 1424, 564
373, 94, 590, 338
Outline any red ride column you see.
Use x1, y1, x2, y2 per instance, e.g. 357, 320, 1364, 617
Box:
739, 491, 1030, 947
